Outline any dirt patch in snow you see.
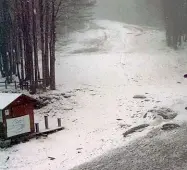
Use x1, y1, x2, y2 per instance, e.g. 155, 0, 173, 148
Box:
144, 107, 178, 120
133, 95, 147, 99
161, 123, 180, 131
35, 93, 74, 109
123, 124, 149, 138
34, 92, 77, 117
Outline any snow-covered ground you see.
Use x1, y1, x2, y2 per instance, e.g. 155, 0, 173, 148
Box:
1, 20, 187, 170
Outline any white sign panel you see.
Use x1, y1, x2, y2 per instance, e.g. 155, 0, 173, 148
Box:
6, 115, 31, 138
5, 110, 10, 116
0, 110, 2, 122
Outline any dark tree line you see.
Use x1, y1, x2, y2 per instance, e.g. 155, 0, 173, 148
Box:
0, 0, 62, 93
162, 0, 187, 49
0, 0, 95, 93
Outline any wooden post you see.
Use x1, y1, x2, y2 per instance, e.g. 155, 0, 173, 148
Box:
5, 80, 7, 89
19, 80, 23, 90
57, 118, 61, 127
44, 116, 49, 129
26, 82, 29, 90
35, 123, 39, 133
14, 81, 17, 89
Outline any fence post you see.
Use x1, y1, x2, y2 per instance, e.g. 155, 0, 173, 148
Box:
14, 81, 17, 89
57, 118, 61, 127
26, 82, 29, 90
35, 123, 39, 133
19, 81, 22, 90
5, 80, 7, 89
44, 116, 49, 129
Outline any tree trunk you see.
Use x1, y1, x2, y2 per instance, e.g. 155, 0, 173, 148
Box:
39, 0, 46, 91
44, 0, 50, 87
32, 0, 39, 91
50, 0, 56, 90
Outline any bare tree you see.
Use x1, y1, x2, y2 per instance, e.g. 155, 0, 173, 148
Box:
0, 0, 93, 92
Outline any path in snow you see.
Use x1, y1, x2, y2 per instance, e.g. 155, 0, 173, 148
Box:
1, 20, 187, 170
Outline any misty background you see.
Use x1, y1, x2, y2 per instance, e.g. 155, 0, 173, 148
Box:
93, 0, 163, 28
58, 0, 164, 35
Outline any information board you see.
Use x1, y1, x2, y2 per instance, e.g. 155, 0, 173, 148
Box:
6, 115, 31, 138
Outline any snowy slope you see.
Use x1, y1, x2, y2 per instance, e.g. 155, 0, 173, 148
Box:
1, 20, 187, 170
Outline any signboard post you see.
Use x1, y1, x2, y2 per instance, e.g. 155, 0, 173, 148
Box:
0, 110, 2, 122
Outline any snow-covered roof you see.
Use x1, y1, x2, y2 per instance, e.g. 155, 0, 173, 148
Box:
0, 93, 22, 110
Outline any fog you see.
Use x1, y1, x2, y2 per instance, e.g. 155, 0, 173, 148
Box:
93, 0, 163, 28
57, 0, 164, 37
